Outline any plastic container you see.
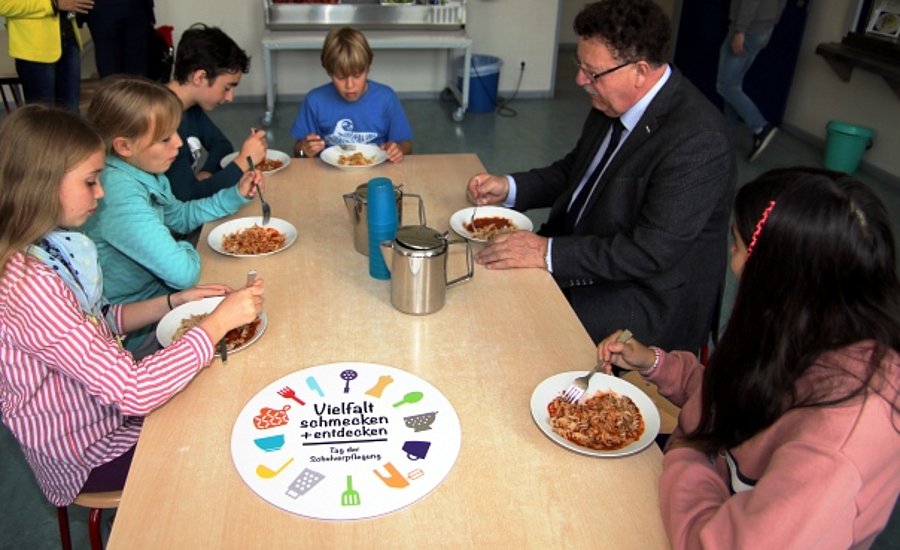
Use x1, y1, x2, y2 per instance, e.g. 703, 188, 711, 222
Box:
824, 121, 874, 174
457, 54, 502, 113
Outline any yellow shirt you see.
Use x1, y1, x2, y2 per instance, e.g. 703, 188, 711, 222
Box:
1, 0, 82, 63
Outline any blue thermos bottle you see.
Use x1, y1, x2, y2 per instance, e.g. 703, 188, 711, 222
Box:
366, 177, 397, 280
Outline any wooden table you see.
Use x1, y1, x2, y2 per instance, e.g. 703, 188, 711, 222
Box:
107, 154, 668, 549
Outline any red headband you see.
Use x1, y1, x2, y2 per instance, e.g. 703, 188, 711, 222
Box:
746, 200, 776, 258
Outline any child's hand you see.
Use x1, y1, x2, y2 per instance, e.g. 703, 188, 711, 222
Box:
170, 284, 233, 308
239, 129, 268, 170
200, 278, 265, 340
296, 134, 325, 158
596, 330, 656, 374
382, 141, 404, 163
237, 167, 265, 199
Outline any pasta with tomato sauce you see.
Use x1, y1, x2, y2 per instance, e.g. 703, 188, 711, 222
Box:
547, 390, 645, 451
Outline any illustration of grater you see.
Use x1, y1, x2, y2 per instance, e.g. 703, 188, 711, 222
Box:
285, 468, 326, 499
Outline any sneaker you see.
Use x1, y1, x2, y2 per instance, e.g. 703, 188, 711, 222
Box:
748, 124, 778, 162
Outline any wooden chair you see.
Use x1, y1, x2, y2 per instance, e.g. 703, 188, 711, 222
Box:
0, 77, 24, 113
57, 490, 121, 550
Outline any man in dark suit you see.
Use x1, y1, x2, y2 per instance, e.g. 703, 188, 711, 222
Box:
467, 0, 736, 352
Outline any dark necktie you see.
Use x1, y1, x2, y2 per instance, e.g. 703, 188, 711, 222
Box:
564, 119, 624, 234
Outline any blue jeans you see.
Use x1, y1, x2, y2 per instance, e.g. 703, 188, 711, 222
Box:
14, 31, 81, 112
716, 29, 771, 134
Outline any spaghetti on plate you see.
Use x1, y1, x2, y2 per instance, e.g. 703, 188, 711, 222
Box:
173, 313, 262, 352
221, 224, 285, 255
547, 390, 645, 451
464, 216, 518, 240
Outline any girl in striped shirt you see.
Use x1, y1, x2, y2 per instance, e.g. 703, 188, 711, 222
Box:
0, 105, 265, 506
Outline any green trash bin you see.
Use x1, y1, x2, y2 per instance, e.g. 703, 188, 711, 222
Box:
824, 121, 874, 174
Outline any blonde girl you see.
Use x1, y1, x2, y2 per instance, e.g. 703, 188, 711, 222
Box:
82, 77, 263, 355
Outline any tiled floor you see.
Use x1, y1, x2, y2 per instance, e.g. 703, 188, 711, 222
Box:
1, 55, 898, 549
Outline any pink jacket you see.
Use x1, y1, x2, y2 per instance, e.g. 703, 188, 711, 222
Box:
649, 342, 899, 549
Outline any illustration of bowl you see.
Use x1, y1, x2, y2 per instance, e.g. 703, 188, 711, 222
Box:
253, 434, 285, 452
404, 411, 437, 432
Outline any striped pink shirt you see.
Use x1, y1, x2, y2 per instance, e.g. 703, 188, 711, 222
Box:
0, 252, 215, 505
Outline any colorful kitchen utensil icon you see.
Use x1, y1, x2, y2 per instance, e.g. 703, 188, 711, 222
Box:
373, 462, 409, 489
253, 405, 291, 430
365, 375, 394, 398
286, 468, 325, 499
277, 386, 306, 405
341, 475, 361, 507
256, 457, 294, 479
392, 391, 423, 407
404, 411, 437, 432
306, 375, 325, 397
402, 440, 431, 460
408, 468, 425, 480
340, 369, 358, 393
253, 434, 285, 452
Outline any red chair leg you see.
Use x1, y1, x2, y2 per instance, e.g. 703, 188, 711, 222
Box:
88, 508, 104, 550
57, 506, 73, 550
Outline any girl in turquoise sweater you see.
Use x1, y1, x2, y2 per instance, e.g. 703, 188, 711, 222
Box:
82, 77, 264, 354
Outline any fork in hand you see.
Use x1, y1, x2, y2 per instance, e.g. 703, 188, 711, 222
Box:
562, 329, 633, 403
277, 386, 305, 406
247, 155, 271, 225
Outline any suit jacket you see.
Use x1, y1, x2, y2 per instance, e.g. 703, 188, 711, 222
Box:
513, 68, 736, 351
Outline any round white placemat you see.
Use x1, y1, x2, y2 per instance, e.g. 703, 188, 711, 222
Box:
231, 362, 462, 520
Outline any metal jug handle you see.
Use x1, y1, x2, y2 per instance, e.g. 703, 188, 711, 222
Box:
445, 236, 474, 288
400, 192, 426, 226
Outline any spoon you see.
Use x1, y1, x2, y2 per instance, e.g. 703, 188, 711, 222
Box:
392, 391, 424, 408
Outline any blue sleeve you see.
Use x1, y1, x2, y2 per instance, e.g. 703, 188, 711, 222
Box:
385, 90, 413, 143
161, 179, 251, 236
290, 99, 319, 140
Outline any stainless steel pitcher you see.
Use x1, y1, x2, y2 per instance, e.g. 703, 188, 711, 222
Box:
380, 225, 474, 315
343, 183, 425, 256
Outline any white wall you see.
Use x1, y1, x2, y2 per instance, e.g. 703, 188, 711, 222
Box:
154, 0, 560, 99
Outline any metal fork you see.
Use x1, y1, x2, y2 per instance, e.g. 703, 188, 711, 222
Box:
247, 155, 271, 225
562, 329, 633, 403
469, 205, 478, 237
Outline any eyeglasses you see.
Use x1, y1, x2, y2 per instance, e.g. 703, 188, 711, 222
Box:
572, 57, 631, 83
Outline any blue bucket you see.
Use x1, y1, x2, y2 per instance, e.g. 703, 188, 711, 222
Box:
457, 54, 502, 113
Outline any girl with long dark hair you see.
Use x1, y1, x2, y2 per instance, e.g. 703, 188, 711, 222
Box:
599, 167, 899, 548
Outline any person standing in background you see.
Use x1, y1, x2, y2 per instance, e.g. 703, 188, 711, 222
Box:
716, 0, 787, 162
81, 0, 155, 78
1, 0, 94, 111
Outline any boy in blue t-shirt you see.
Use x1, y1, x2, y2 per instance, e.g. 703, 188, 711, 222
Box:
291, 27, 413, 163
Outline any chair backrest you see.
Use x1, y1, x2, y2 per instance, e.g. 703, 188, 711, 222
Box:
0, 77, 25, 114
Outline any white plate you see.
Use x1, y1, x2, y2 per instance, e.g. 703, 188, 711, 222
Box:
156, 296, 267, 356
449, 206, 534, 242
219, 150, 291, 176
207, 217, 297, 257
530, 371, 660, 458
319, 144, 388, 170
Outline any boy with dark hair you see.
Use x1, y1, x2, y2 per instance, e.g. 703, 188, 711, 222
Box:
165, 23, 267, 204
